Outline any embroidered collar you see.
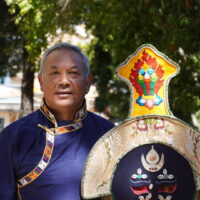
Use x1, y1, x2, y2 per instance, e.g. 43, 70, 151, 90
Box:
39, 99, 87, 135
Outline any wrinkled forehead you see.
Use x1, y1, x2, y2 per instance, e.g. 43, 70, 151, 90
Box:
41, 48, 87, 74
45, 49, 84, 65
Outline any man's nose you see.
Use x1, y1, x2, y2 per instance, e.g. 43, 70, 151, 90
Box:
59, 73, 70, 85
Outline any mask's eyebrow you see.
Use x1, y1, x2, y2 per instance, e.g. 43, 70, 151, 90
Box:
156, 179, 177, 184
130, 179, 151, 184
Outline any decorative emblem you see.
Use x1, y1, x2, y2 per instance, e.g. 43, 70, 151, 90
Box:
117, 44, 179, 117
131, 168, 148, 180
141, 146, 164, 172
157, 169, 174, 180
136, 120, 148, 131
139, 193, 152, 200
129, 50, 164, 109
154, 119, 165, 130
158, 195, 172, 200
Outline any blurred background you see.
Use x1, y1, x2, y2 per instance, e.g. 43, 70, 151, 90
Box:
0, 0, 200, 130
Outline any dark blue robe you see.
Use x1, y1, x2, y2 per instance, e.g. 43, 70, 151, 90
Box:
0, 109, 114, 200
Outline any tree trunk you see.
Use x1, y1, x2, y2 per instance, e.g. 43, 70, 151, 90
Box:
19, 49, 34, 118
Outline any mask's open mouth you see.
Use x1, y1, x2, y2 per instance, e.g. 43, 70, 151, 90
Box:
131, 183, 177, 195
158, 183, 177, 193
131, 185, 150, 195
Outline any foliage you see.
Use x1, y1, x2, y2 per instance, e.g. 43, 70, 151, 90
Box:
4, 0, 64, 117
4, 0, 200, 125
5, 0, 64, 66
59, 0, 200, 124
0, 1, 23, 77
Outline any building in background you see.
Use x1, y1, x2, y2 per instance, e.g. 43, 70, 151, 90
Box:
0, 74, 20, 130
0, 73, 38, 130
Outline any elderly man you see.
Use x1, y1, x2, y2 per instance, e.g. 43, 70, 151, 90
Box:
0, 43, 114, 200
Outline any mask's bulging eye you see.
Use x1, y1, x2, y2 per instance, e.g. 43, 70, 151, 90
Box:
131, 185, 150, 195
158, 184, 177, 193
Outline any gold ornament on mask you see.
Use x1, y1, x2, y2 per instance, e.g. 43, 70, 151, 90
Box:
141, 146, 164, 172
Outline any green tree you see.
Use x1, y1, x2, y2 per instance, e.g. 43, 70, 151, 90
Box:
0, 0, 23, 78
5, 0, 64, 117
59, 0, 200, 125
5, 0, 200, 126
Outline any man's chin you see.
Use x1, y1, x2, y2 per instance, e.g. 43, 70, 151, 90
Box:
54, 99, 82, 110
47, 97, 84, 112
55, 101, 74, 108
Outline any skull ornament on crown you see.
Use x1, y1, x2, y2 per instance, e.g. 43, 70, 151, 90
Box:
81, 44, 200, 200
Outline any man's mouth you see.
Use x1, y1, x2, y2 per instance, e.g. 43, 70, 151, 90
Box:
56, 91, 73, 97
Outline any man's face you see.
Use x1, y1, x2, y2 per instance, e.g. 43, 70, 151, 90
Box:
38, 49, 92, 116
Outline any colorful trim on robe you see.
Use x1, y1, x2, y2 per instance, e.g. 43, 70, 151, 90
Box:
17, 100, 87, 188
17, 129, 54, 188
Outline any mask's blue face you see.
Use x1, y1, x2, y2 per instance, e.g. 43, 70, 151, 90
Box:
111, 144, 196, 200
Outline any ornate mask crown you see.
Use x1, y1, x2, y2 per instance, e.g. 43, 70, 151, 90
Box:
81, 44, 200, 200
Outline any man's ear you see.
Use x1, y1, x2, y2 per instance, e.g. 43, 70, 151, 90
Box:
86, 74, 93, 93
38, 73, 44, 92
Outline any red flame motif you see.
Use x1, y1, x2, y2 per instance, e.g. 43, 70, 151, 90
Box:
129, 51, 164, 96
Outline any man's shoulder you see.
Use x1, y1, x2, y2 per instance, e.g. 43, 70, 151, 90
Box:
86, 111, 114, 129
1, 109, 41, 133
82, 111, 114, 141
87, 111, 112, 122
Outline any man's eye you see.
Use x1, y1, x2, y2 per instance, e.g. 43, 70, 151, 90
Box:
131, 185, 150, 195
158, 184, 177, 193
50, 71, 59, 75
69, 71, 80, 76
69, 71, 79, 75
